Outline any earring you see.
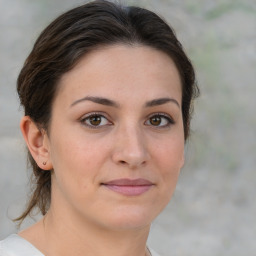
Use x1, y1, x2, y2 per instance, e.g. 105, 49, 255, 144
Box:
43, 161, 47, 165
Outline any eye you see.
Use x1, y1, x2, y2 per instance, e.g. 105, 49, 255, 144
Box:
145, 113, 174, 128
81, 113, 112, 128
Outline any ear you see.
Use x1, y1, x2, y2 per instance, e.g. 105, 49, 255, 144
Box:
20, 116, 53, 170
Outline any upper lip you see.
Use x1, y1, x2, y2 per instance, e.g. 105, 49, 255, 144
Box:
102, 178, 153, 186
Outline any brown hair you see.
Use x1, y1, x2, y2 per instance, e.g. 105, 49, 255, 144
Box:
16, 0, 199, 224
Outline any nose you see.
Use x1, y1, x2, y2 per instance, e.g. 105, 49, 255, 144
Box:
111, 125, 150, 169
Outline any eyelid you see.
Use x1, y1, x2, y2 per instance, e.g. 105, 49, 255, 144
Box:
145, 112, 175, 127
80, 111, 112, 129
79, 111, 175, 129
147, 112, 174, 121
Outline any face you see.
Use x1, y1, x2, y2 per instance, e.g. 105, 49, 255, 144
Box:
46, 45, 184, 231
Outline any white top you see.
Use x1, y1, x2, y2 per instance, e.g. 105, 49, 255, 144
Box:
0, 234, 161, 256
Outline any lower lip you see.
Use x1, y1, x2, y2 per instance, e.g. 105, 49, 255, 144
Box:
103, 184, 153, 196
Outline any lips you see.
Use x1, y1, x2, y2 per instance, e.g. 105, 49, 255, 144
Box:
102, 178, 154, 196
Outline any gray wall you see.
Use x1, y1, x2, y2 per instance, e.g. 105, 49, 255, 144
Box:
1, 0, 255, 255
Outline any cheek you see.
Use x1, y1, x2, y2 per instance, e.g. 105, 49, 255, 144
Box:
153, 136, 184, 193
49, 135, 100, 204
154, 135, 184, 170
49, 130, 110, 185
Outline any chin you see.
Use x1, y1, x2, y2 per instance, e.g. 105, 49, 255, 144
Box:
99, 205, 160, 231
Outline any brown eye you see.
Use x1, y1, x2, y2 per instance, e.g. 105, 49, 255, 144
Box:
145, 114, 174, 128
150, 116, 161, 126
81, 113, 111, 128
89, 115, 102, 126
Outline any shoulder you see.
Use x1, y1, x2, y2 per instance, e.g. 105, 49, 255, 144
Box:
149, 247, 162, 256
1, 235, 161, 256
0, 234, 44, 256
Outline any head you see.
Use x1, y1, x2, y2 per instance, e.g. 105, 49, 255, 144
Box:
16, 0, 199, 225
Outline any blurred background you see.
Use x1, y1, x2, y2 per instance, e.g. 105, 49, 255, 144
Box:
0, 0, 255, 255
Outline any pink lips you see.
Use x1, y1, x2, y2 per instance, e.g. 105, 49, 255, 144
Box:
102, 178, 154, 196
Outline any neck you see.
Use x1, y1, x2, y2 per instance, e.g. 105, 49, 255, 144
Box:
41, 208, 151, 256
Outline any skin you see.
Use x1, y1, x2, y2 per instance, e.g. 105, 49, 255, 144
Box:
20, 44, 184, 256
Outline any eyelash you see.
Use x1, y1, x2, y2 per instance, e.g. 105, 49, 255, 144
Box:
145, 113, 175, 128
80, 112, 112, 129
80, 112, 174, 129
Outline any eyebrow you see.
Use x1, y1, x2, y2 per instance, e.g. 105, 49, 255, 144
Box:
70, 96, 120, 108
145, 98, 180, 108
70, 96, 180, 108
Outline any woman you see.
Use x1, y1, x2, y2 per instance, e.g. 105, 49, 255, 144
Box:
0, 1, 199, 255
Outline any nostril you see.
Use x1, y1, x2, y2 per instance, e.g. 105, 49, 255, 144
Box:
120, 160, 126, 164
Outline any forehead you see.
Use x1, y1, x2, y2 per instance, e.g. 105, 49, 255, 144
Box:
55, 44, 182, 106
